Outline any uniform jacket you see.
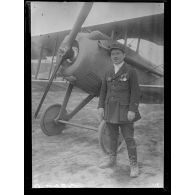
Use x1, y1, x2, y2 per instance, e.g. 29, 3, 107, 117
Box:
98, 62, 141, 123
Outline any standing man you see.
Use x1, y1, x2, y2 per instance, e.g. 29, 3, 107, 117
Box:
98, 42, 141, 178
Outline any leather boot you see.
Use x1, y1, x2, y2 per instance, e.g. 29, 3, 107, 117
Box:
125, 137, 139, 178
99, 155, 117, 169
129, 155, 139, 177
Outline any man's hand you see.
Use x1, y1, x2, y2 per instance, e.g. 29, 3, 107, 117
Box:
98, 108, 104, 122
127, 111, 135, 121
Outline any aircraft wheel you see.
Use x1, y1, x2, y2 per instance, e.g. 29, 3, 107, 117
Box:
40, 104, 67, 136
98, 120, 125, 155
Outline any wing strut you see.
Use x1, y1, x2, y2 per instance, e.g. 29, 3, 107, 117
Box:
136, 37, 141, 54
111, 30, 114, 40
48, 37, 58, 79
124, 29, 128, 47
35, 45, 43, 79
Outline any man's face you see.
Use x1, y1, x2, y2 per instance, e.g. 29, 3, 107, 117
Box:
110, 49, 125, 65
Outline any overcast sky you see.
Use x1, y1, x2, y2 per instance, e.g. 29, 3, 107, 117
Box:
31, 2, 163, 35
31, 2, 164, 66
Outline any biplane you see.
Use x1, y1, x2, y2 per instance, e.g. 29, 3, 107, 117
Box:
31, 2, 164, 154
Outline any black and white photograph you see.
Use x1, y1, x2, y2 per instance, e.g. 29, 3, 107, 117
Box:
29, 1, 165, 188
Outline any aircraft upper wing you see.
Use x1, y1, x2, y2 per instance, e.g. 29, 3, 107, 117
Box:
84, 13, 164, 45
31, 13, 163, 58
31, 30, 70, 59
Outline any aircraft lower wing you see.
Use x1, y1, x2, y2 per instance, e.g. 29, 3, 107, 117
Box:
139, 85, 164, 104
32, 79, 164, 104
31, 79, 68, 92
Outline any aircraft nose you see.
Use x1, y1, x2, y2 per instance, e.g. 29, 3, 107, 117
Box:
56, 40, 79, 67
57, 47, 74, 59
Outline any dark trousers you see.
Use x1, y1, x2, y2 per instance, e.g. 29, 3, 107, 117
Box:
106, 122, 137, 164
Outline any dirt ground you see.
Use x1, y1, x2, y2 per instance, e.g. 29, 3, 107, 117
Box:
32, 83, 164, 188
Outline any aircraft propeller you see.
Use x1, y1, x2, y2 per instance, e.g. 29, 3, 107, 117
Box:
34, 2, 93, 118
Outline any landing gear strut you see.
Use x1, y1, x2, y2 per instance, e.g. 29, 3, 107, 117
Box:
39, 83, 125, 154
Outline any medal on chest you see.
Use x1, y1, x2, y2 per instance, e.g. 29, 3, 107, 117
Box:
107, 77, 112, 81
119, 73, 128, 81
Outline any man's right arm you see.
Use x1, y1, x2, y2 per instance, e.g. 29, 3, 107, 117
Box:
97, 73, 107, 121
98, 73, 107, 109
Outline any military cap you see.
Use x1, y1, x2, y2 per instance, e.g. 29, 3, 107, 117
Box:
109, 42, 125, 53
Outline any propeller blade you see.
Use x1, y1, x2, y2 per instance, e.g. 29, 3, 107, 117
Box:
34, 2, 93, 119
34, 58, 62, 119
65, 2, 93, 48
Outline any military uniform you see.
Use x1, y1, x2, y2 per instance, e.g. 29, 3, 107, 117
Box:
98, 56, 141, 177
98, 62, 141, 123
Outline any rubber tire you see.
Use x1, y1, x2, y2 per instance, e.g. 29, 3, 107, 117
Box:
98, 120, 125, 155
40, 104, 66, 136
